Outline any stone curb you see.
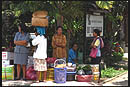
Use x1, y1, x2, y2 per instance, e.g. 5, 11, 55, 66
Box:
100, 71, 128, 84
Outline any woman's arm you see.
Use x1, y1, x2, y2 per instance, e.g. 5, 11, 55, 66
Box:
52, 35, 57, 48
32, 36, 39, 46
93, 39, 100, 48
14, 32, 29, 46
14, 40, 27, 46
61, 35, 67, 48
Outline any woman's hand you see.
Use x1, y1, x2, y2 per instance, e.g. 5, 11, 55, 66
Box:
14, 40, 28, 46
55, 43, 62, 47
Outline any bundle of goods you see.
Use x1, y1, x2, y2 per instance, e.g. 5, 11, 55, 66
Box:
76, 65, 93, 75
66, 63, 76, 81
67, 71, 76, 81
2, 52, 14, 66
66, 63, 76, 72
27, 56, 34, 65
76, 65, 93, 82
27, 56, 34, 69
90, 64, 99, 83
2, 65, 14, 80
46, 57, 57, 68
54, 59, 67, 83
47, 68, 54, 81
26, 66, 37, 80
90, 64, 99, 73
93, 72, 100, 83
32, 11, 48, 27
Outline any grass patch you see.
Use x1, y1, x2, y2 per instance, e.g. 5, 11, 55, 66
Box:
101, 67, 127, 78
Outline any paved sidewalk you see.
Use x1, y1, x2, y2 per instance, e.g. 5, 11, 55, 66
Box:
102, 72, 128, 86
30, 81, 100, 86
2, 80, 101, 86
2, 72, 128, 86
2, 55, 128, 86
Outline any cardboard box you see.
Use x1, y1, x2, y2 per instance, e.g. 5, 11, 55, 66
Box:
2, 52, 14, 60
2, 65, 14, 80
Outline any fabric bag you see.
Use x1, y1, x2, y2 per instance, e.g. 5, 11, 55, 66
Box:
89, 48, 98, 58
46, 57, 57, 64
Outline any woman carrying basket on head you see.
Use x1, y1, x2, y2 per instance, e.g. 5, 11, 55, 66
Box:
32, 27, 47, 82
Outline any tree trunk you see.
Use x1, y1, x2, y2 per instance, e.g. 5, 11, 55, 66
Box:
107, 19, 112, 36
66, 30, 71, 62
125, 13, 128, 47
57, 15, 63, 26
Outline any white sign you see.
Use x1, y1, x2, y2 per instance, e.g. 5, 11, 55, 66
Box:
86, 14, 103, 37
2, 52, 14, 60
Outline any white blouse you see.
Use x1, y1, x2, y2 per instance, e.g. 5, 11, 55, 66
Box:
32, 35, 47, 59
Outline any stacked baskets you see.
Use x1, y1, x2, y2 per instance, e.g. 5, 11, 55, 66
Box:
31, 11, 48, 27
90, 64, 100, 83
47, 68, 54, 81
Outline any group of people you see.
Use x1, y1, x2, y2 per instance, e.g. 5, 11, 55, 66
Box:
13, 23, 103, 83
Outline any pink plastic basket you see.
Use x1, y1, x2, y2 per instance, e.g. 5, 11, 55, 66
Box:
76, 75, 93, 82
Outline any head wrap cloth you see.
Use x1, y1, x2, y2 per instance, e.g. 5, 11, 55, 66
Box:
36, 26, 46, 36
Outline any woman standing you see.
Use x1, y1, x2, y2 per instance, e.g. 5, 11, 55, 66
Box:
14, 23, 30, 80
52, 26, 67, 60
90, 29, 104, 83
32, 27, 47, 82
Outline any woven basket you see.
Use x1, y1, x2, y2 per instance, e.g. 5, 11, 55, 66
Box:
31, 17, 48, 27
47, 68, 54, 81
32, 11, 48, 17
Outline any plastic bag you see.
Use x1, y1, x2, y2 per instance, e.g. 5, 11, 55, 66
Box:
46, 57, 57, 64
26, 66, 37, 80
77, 69, 85, 75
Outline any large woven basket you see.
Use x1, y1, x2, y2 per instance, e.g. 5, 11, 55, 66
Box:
32, 11, 48, 17
31, 17, 48, 27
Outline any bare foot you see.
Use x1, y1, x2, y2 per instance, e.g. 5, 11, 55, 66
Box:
43, 80, 47, 82
35, 80, 40, 83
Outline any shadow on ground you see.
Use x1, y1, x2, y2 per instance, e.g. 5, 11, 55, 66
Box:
112, 79, 128, 86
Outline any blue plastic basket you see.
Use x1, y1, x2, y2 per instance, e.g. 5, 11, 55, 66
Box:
54, 59, 67, 83
54, 67, 67, 83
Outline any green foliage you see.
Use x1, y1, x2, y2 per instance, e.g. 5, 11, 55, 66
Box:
76, 65, 92, 71
76, 66, 82, 71
101, 67, 126, 78
82, 65, 92, 71
96, 1, 114, 10
102, 40, 124, 66
2, 1, 85, 53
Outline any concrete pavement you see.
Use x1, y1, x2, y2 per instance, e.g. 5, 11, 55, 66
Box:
102, 72, 128, 86
30, 81, 100, 86
2, 72, 128, 86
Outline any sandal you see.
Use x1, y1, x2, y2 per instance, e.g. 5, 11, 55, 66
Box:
35, 80, 40, 83
15, 77, 20, 80
22, 78, 27, 81
43, 80, 47, 82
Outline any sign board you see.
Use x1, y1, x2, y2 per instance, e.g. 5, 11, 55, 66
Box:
86, 14, 103, 37
2, 52, 14, 60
